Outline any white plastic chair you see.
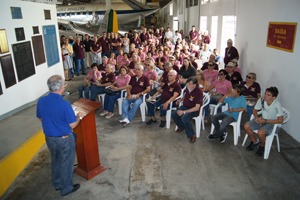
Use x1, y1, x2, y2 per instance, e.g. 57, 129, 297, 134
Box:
117, 89, 127, 115
121, 92, 147, 122
209, 103, 244, 145
98, 93, 105, 105
166, 86, 186, 129
193, 92, 210, 138
242, 107, 290, 159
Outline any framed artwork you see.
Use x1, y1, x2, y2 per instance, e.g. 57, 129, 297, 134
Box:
266, 22, 298, 53
33, 26, 39, 34
0, 54, 17, 88
11, 7, 22, 19
44, 10, 51, 20
0, 29, 9, 54
12, 41, 35, 81
43, 25, 59, 67
32, 35, 46, 66
15, 27, 25, 41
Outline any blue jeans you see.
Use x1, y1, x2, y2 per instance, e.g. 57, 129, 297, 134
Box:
104, 92, 121, 113
146, 100, 171, 117
121, 97, 143, 122
246, 105, 254, 119
75, 58, 85, 75
90, 85, 105, 101
211, 112, 235, 137
45, 134, 76, 196
172, 106, 198, 138
78, 85, 90, 98
91, 52, 102, 65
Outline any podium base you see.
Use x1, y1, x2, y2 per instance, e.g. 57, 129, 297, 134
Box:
75, 165, 107, 180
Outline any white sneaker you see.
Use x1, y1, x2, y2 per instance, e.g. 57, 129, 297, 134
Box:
105, 113, 114, 119
122, 118, 130, 127
100, 111, 108, 116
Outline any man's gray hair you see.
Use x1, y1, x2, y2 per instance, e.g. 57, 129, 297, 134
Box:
168, 69, 177, 76
47, 75, 64, 92
135, 63, 144, 70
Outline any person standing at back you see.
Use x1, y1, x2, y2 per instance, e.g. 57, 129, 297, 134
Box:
36, 75, 84, 196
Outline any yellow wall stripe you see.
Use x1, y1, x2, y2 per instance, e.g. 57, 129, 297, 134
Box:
0, 130, 45, 197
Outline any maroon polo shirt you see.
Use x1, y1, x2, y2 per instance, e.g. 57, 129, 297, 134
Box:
98, 63, 106, 72
183, 87, 203, 109
172, 64, 180, 72
99, 37, 110, 53
189, 30, 198, 41
130, 37, 142, 48
140, 32, 150, 43
129, 75, 150, 95
155, 57, 166, 65
91, 42, 102, 52
73, 41, 85, 59
161, 81, 181, 103
242, 81, 261, 98
128, 61, 136, 69
101, 72, 115, 84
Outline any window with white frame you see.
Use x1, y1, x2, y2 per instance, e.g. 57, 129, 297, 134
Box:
210, 16, 218, 49
220, 15, 237, 56
200, 16, 207, 32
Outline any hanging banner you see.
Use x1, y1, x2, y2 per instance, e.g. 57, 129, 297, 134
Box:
266, 22, 297, 53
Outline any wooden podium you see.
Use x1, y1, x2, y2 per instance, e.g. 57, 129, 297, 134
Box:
72, 98, 106, 180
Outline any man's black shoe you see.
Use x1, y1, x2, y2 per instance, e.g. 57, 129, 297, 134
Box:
256, 146, 265, 157
207, 134, 218, 140
146, 118, 157, 125
61, 184, 80, 196
159, 120, 166, 128
246, 141, 260, 151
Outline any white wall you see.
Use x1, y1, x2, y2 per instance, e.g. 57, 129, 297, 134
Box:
235, 0, 300, 141
159, 0, 300, 142
0, 0, 63, 118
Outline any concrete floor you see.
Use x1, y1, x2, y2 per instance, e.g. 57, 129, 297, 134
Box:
2, 72, 300, 200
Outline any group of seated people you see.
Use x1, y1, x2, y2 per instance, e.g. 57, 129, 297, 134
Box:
76, 30, 283, 157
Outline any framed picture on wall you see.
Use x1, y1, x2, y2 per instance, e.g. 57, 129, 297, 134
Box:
33, 26, 39, 34
43, 25, 60, 67
12, 41, 36, 82
15, 27, 25, 41
0, 29, 9, 54
44, 10, 51, 20
0, 54, 17, 88
32, 35, 46, 66
10, 7, 22, 19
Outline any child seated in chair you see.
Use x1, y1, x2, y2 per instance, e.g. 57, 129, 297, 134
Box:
208, 84, 246, 143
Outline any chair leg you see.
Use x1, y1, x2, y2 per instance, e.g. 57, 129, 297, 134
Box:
209, 124, 215, 135
233, 125, 238, 145
242, 134, 248, 146
264, 134, 275, 159
166, 110, 171, 129
195, 118, 200, 138
276, 134, 280, 152
140, 104, 146, 122
117, 99, 122, 115
201, 114, 205, 130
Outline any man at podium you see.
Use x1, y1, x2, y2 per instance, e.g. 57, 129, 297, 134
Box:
36, 75, 84, 196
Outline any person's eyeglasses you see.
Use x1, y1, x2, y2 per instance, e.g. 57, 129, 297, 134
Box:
208, 64, 214, 66
218, 73, 224, 76
246, 75, 252, 79
135, 68, 142, 71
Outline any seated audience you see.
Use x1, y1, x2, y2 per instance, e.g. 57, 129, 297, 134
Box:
100, 66, 131, 119
225, 62, 243, 86
242, 72, 261, 118
179, 57, 196, 87
146, 70, 181, 127
244, 87, 283, 157
78, 63, 101, 98
172, 76, 203, 144
90, 64, 115, 101
196, 70, 207, 92
208, 85, 246, 143
119, 64, 150, 127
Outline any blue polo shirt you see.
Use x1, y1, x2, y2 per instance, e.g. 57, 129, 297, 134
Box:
224, 95, 247, 121
36, 93, 76, 137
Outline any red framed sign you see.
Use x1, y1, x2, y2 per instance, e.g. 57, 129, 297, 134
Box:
266, 22, 297, 53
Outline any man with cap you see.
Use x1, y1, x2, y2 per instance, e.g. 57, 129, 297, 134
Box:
168, 56, 180, 72
225, 61, 243, 86
224, 39, 239, 66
